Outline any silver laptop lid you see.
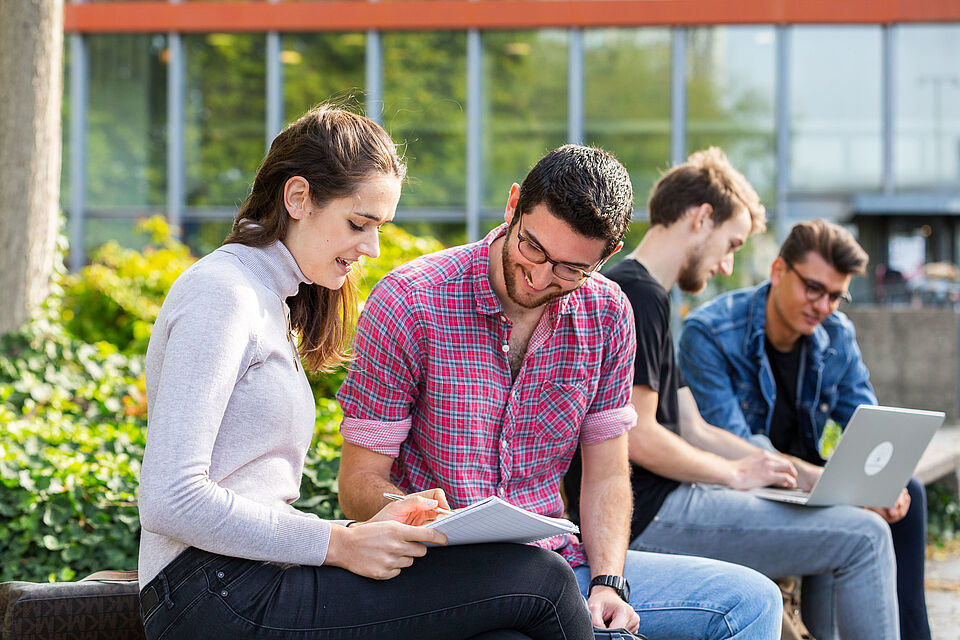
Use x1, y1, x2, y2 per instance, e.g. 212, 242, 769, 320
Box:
806, 405, 944, 507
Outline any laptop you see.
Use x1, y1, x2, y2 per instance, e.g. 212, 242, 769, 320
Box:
749, 405, 944, 508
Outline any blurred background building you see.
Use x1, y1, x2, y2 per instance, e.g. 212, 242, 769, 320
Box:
62, 1, 960, 305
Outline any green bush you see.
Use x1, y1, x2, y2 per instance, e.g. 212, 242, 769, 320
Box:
0, 218, 443, 582
61, 217, 196, 355
927, 482, 960, 544
0, 315, 145, 582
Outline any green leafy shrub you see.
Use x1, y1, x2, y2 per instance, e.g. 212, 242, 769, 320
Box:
927, 482, 960, 544
0, 315, 146, 582
1, 217, 443, 581
60, 217, 196, 355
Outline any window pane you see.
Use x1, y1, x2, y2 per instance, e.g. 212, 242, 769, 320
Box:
585, 28, 671, 204
184, 33, 266, 207
86, 34, 168, 208
483, 30, 567, 208
183, 220, 233, 257
687, 26, 776, 204
282, 32, 366, 124
790, 26, 882, 192
894, 25, 960, 190
392, 221, 464, 248
382, 32, 467, 209
84, 219, 142, 257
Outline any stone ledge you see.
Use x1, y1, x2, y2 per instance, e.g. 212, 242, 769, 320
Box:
917, 424, 960, 491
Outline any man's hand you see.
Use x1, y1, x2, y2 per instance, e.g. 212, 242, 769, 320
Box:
727, 450, 798, 490
588, 586, 640, 634
367, 489, 452, 527
789, 458, 824, 493
867, 488, 911, 524
325, 520, 447, 580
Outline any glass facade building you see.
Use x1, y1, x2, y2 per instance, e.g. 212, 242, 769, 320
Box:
63, 2, 960, 301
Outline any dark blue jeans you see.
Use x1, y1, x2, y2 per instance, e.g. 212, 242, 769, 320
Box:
139, 543, 593, 640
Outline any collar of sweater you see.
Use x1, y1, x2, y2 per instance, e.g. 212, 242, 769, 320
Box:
219, 240, 310, 299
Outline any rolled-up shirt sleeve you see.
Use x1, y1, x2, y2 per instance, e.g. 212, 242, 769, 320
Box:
337, 274, 424, 453
580, 290, 637, 445
339, 416, 412, 457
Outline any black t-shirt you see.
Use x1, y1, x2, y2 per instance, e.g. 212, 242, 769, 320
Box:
562, 259, 680, 541
765, 337, 821, 464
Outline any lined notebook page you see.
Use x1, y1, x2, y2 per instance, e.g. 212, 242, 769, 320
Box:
425, 496, 579, 546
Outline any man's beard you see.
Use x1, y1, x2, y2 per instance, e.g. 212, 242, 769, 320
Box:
676, 249, 708, 294
501, 240, 567, 309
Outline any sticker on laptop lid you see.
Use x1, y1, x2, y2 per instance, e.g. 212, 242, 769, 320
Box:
864, 441, 894, 476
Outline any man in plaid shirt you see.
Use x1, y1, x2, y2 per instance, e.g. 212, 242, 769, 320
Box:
337, 145, 781, 638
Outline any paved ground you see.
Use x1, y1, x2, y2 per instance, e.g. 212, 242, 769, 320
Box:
928, 545, 960, 640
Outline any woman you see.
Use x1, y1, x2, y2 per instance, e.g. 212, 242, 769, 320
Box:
137, 106, 594, 640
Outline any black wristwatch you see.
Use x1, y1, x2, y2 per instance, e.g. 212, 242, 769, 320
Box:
588, 575, 630, 602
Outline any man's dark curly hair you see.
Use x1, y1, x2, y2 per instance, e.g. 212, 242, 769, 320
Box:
514, 144, 633, 256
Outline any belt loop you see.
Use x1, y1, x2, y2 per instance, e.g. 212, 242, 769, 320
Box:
158, 571, 175, 610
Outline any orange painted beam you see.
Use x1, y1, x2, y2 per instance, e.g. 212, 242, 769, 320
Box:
64, 0, 960, 34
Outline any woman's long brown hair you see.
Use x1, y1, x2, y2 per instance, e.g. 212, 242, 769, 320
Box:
223, 105, 406, 372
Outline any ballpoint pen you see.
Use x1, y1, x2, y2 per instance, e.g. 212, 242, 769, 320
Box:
383, 492, 454, 515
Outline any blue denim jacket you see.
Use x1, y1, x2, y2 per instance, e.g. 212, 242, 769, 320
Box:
677, 282, 876, 455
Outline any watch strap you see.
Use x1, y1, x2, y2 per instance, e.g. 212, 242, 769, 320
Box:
588, 574, 630, 602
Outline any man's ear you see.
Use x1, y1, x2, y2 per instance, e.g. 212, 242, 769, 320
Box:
503, 183, 521, 225
770, 256, 787, 286
689, 203, 713, 233
284, 176, 311, 220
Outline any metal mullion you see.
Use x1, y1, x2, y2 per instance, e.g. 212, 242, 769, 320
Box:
670, 26, 687, 167
882, 25, 895, 195
466, 28, 482, 242
365, 30, 382, 124
167, 31, 184, 236
775, 25, 790, 242
568, 28, 583, 145
69, 31, 88, 271
266, 29, 283, 149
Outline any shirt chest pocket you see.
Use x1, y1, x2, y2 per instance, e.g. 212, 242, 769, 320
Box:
536, 380, 589, 441
735, 382, 768, 418
507, 380, 587, 478
817, 384, 838, 416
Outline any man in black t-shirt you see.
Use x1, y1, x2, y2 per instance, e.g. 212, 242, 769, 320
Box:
565, 149, 899, 639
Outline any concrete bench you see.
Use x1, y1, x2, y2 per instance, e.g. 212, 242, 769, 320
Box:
916, 424, 960, 492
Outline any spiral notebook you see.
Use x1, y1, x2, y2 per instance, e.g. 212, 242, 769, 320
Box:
424, 496, 579, 546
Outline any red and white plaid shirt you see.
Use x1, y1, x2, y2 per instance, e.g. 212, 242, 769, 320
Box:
338, 224, 637, 566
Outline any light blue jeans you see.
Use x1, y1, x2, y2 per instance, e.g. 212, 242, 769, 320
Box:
573, 548, 782, 639
631, 482, 899, 640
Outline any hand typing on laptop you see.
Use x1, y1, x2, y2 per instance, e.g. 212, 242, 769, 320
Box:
728, 450, 798, 490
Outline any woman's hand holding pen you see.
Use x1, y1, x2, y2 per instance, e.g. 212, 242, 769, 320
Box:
375, 489, 453, 526
325, 490, 450, 580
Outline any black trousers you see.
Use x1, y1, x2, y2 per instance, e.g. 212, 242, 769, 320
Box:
139, 543, 594, 640
892, 477, 930, 640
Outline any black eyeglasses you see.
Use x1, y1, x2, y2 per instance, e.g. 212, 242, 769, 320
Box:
516, 213, 607, 282
784, 260, 852, 307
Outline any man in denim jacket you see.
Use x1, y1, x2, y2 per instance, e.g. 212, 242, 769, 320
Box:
679, 219, 930, 640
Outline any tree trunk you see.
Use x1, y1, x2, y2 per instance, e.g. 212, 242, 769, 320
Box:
0, 0, 64, 335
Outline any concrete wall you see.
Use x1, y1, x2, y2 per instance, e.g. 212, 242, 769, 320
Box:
845, 307, 959, 420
